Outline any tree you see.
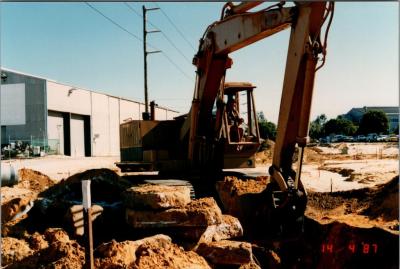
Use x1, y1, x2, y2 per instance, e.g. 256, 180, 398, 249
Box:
358, 110, 389, 134
324, 117, 357, 136
257, 112, 277, 140
309, 114, 327, 139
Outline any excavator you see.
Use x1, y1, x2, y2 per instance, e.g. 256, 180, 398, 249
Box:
117, 1, 334, 235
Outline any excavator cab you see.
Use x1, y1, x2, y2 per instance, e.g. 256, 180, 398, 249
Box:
220, 82, 261, 168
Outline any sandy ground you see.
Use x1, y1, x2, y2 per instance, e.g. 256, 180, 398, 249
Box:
1, 155, 119, 181
253, 142, 399, 192
302, 159, 398, 192
315, 142, 399, 156
229, 159, 398, 193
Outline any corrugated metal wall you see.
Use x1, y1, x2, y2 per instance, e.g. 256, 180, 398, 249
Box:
0, 71, 47, 145
46, 80, 179, 157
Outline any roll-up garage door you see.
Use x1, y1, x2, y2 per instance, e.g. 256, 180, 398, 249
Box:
70, 114, 85, 157
47, 111, 64, 155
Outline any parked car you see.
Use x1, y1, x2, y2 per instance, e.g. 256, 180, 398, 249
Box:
356, 135, 367, 142
331, 135, 346, 143
344, 136, 354, 142
366, 133, 378, 142
319, 137, 330, 144
389, 135, 399, 142
377, 135, 389, 142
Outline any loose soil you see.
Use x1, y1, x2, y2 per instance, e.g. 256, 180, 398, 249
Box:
18, 168, 56, 193
1, 143, 398, 268
306, 176, 399, 232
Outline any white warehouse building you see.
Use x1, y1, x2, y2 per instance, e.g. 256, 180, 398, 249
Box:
0, 68, 179, 157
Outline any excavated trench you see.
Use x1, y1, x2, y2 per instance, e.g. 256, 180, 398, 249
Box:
1, 168, 399, 268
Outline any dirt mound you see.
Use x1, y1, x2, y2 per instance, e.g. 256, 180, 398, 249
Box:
304, 147, 327, 163
26, 232, 48, 251
220, 176, 269, 195
134, 239, 211, 269
40, 168, 131, 203
300, 217, 399, 269
1, 187, 35, 224
255, 140, 274, 164
216, 176, 269, 238
94, 234, 211, 269
18, 168, 56, 193
307, 176, 399, 231
361, 176, 399, 221
13, 169, 132, 246
4, 228, 85, 269
1, 237, 34, 266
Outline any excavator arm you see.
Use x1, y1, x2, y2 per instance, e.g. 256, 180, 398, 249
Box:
181, 2, 333, 195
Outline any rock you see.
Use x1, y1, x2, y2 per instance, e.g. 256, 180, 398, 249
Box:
94, 234, 171, 268
177, 215, 243, 243
196, 240, 253, 265
1, 237, 34, 266
123, 184, 191, 210
126, 198, 223, 228
65, 204, 103, 236
199, 215, 243, 242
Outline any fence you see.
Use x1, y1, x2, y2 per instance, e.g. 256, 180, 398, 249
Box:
5, 136, 60, 156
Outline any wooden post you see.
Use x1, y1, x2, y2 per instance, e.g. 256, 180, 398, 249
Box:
82, 180, 94, 269
142, 5, 160, 120
143, 5, 148, 117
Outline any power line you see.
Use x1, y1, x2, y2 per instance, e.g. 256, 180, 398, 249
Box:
124, 2, 192, 64
161, 52, 193, 82
153, 3, 196, 51
85, 2, 142, 43
85, 2, 193, 82
123, 2, 142, 18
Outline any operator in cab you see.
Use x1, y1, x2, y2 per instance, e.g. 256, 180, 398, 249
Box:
226, 98, 244, 142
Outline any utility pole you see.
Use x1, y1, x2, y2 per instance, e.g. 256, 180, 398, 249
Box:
142, 5, 161, 120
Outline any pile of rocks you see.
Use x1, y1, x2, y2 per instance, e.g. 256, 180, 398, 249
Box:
123, 184, 260, 268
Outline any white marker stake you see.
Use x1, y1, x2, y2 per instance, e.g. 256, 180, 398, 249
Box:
82, 180, 91, 210
81, 180, 94, 269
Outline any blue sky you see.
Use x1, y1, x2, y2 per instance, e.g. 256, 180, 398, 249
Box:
1, 2, 398, 123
